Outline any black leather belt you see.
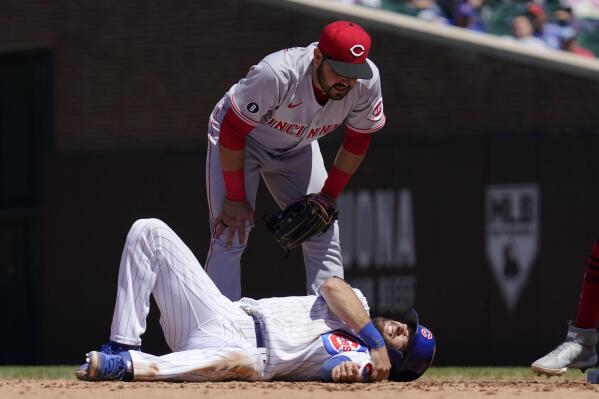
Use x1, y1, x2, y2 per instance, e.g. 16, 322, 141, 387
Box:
250, 313, 265, 348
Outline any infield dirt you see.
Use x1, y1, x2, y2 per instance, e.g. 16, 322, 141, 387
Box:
2, 378, 599, 399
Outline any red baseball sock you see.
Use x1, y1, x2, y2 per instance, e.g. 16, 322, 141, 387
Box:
575, 239, 599, 329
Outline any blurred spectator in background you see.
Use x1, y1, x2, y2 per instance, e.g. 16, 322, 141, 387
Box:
569, 0, 599, 21
377, 0, 449, 23
365, 0, 599, 56
335, 0, 383, 7
525, 2, 548, 37
559, 26, 597, 57
454, 0, 487, 32
404, 0, 450, 23
505, 15, 548, 49
542, 5, 577, 48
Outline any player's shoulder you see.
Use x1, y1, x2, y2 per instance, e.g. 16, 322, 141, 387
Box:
260, 43, 314, 80
366, 59, 381, 81
357, 59, 382, 90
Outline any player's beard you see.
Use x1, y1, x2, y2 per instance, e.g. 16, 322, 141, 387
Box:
374, 317, 413, 356
316, 60, 352, 101
373, 317, 394, 348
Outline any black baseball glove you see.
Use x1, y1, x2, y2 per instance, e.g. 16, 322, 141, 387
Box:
264, 193, 339, 251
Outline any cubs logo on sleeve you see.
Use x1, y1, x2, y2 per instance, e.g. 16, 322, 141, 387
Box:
321, 330, 367, 355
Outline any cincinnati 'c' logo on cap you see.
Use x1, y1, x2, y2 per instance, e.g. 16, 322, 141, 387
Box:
349, 44, 365, 57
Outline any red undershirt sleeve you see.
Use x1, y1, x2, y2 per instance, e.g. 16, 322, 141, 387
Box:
218, 108, 255, 150
321, 128, 373, 199
217, 108, 255, 201
342, 127, 373, 155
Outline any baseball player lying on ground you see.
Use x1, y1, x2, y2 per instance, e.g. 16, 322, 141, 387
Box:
76, 219, 436, 383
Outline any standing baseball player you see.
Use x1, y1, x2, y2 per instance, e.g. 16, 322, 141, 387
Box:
205, 20, 385, 300
531, 238, 599, 376
76, 218, 435, 382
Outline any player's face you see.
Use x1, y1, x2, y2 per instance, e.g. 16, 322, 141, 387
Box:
314, 51, 357, 100
374, 318, 411, 354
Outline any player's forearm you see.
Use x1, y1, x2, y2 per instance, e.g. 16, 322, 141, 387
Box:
319, 277, 370, 332
333, 146, 365, 174
320, 278, 386, 351
219, 146, 246, 201
219, 146, 245, 171
321, 130, 372, 199
320, 148, 364, 200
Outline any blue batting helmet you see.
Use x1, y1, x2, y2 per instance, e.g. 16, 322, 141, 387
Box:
388, 309, 436, 382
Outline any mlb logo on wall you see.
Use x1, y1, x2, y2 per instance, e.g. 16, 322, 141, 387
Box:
485, 184, 540, 312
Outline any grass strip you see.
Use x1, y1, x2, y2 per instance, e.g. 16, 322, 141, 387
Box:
0, 366, 588, 380
0, 366, 77, 379
423, 367, 585, 379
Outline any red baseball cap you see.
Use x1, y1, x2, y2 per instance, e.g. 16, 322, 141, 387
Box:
318, 21, 373, 80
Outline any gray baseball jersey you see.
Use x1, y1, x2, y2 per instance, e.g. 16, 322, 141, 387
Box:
223, 43, 385, 155
111, 218, 374, 382
205, 43, 385, 301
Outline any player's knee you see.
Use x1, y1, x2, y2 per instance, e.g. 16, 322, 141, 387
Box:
213, 236, 248, 251
319, 276, 346, 294
212, 226, 253, 250
128, 218, 168, 240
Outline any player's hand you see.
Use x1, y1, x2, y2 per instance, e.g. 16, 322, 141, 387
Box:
368, 347, 391, 381
331, 361, 361, 383
214, 198, 255, 248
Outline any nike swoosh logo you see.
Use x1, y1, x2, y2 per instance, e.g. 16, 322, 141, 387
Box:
288, 102, 302, 109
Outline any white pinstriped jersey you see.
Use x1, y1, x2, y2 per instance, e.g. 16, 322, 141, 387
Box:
216, 43, 385, 156
239, 290, 372, 380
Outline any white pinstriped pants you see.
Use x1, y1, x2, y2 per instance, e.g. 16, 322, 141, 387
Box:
109, 218, 263, 381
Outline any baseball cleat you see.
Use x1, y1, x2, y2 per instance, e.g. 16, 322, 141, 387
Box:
74, 363, 89, 381
81, 351, 132, 381
531, 324, 598, 376
75, 341, 139, 380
